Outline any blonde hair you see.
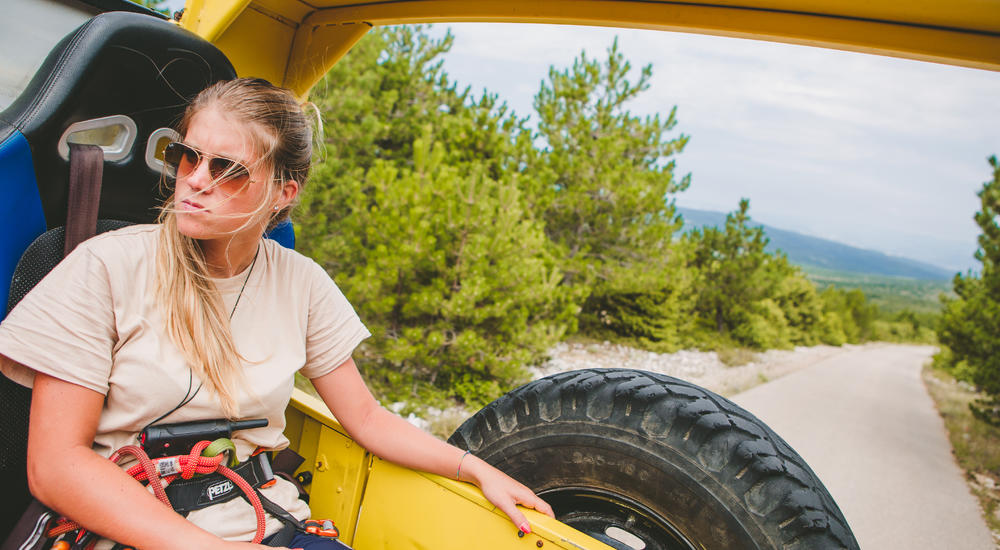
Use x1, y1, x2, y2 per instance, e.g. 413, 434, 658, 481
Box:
156, 78, 315, 418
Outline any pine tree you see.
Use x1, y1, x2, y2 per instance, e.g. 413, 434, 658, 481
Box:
685, 199, 816, 349
530, 39, 692, 345
686, 200, 765, 336
772, 274, 825, 346
938, 156, 1000, 424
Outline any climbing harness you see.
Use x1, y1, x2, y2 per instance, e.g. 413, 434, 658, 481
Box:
44, 440, 271, 547
5, 419, 346, 550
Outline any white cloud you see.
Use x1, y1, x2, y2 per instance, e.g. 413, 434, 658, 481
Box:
433, 23, 1000, 271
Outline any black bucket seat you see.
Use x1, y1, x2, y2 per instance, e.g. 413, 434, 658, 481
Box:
0, 10, 236, 537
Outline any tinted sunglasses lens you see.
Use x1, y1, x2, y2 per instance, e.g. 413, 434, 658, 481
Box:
163, 142, 198, 177
208, 157, 249, 181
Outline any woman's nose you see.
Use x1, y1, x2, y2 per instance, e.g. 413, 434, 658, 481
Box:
184, 158, 214, 192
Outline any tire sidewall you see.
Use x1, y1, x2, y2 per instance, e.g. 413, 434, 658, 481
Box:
475, 422, 770, 549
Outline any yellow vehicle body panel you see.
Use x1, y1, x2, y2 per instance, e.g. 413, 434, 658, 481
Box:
355, 460, 611, 550
284, 391, 370, 544
284, 389, 614, 550
179, 0, 1000, 97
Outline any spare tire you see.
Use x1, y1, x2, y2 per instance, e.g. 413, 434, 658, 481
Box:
448, 368, 858, 550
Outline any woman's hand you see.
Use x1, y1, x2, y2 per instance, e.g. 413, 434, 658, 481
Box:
460, 454, 555, 534
311, 360, 554, 533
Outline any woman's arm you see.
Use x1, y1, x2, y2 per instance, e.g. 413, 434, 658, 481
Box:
310, 358, 554, 533
26, 372, 265, 550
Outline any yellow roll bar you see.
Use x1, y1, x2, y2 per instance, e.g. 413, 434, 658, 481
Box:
178, 0, 1000, 97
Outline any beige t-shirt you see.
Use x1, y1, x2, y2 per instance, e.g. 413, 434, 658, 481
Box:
0, 224, 370, 541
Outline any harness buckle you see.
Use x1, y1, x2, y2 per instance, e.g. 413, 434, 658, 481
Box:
303, 519, 340, 539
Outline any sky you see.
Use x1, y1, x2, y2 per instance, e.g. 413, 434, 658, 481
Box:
427, 24, 1000, 274
156, 0, 1000, 272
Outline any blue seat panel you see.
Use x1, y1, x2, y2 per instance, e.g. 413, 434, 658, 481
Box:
0, 132, 47, 320
265, 218, 296, 249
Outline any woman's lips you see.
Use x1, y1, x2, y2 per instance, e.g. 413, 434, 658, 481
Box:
180, 199, 206, 212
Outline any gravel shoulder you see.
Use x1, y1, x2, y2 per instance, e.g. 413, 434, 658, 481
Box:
418, 340, 859, 436
529, 340, 851, 396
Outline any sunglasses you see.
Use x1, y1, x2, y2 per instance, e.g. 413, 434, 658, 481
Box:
163, 141, 252, 184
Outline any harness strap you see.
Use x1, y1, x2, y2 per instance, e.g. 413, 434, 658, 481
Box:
64, 144, 104, 257
252, 487, 305, 531
165, 452, 274, 513
263, 523, 298, 548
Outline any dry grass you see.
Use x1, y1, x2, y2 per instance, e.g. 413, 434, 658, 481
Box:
428, 407, 473, 440
922, 364, 1000, 543
717, 347, 758, 367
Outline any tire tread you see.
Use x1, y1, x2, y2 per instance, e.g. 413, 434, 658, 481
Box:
450, 368, 858, 550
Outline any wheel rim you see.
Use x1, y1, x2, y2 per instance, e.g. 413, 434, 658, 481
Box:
540, 487, 699, 550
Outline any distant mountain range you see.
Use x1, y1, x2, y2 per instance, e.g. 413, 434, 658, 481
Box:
677, 207, 954, 281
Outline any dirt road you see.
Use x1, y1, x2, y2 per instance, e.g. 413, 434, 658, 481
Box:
732, 344, 995, 550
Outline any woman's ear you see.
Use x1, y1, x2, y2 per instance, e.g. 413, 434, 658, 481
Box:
278, 179, 300, 209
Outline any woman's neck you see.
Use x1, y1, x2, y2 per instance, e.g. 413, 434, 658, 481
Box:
201, 236, 261, 278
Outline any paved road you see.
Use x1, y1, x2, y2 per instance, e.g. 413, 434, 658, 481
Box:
732, 344, 995, 550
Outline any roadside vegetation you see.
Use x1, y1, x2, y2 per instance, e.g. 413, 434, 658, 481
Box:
806, 267, 945, 343
922, 157, 1000, 541
805, 266, 953, 314
923, 364, 1000, 539
295, 26, 939, 409
934, 157, 1000, 427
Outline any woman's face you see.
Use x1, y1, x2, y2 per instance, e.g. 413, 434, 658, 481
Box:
172, 106, 292, 246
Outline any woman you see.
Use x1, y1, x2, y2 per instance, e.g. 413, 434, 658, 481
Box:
0, 78, 552, 550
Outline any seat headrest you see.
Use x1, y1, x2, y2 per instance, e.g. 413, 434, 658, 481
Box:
0, 11, 237, 227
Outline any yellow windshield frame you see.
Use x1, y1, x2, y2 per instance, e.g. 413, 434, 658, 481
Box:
178, 0, 1000, 97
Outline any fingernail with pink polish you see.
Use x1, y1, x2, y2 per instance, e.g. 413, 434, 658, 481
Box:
519, 522, 531, 534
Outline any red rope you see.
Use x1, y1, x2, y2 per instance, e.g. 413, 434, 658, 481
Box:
215, 463, 268, 543
46, 518, 79, 537
111, 445, 171, 506
47, 441, 269, 544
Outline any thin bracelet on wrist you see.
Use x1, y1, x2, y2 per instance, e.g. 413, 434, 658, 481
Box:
456, 450, 472, 479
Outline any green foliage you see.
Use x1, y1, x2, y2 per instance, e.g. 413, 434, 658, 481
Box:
732, 298, 791, 349
937, 156, 1000, 425
686, 199, 768, 336
580, 254, 696, 350
805, 265, 952, 315
816, 312, 847, 346
820, 287, 871, 343
317, 136, 578, 408
684, 199, 800, 348
772, 274, 825, 346
529, 39, 692, 346
300, 28, 577, 408
293, 27, 914, 409
678, 199, 909, 349
530, 39, 689, 270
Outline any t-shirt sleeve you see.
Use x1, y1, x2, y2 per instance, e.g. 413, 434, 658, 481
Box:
300, 261, 370, 379
0, 244, 117, 394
